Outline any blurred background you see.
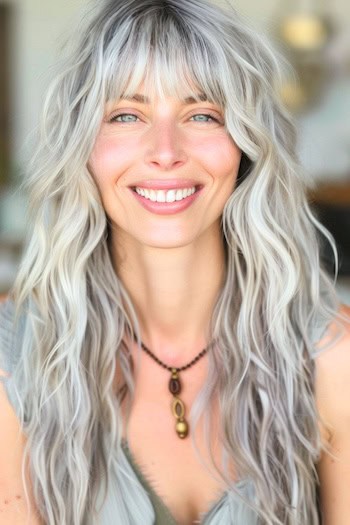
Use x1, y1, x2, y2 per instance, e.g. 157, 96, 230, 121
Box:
0, 0, 349, 301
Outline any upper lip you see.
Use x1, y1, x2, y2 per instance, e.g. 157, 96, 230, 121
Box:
129, 179, 202, 190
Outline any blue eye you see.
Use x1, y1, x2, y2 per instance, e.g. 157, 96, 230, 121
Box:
191, 114, 218, 123
111, 113, 139, 123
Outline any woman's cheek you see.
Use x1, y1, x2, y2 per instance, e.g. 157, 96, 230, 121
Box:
199, 139, 241, 177
90, 139, 128, 185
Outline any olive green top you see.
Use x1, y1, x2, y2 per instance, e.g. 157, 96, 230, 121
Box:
121, 440, 179, 524
120, 439, 257, 525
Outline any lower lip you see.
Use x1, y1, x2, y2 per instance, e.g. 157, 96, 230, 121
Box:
129, 187, 203, 215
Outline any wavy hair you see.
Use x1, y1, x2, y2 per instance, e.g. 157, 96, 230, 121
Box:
11, 0, 340, 523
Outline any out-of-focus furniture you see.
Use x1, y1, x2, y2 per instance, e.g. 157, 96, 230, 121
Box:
309, 181, 350, 277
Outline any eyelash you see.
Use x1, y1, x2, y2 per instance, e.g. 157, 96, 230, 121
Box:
108, 112, 221, 124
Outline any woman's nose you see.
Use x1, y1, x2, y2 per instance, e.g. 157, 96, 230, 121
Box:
144, 122, 188, 171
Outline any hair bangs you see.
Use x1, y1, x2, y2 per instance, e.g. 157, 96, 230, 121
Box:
103, 5, 227, 108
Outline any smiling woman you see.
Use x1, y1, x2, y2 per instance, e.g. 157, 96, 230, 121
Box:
89, 91, 241, 249
0, 1, 350, 525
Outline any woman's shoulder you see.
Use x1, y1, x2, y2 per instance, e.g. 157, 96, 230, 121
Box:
314, 305, 350, 520
314, 303, 350, 367
0, 295, 43, 523
314, 304, 350, 441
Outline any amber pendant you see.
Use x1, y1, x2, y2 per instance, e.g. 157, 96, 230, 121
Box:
169, 368, 189, 439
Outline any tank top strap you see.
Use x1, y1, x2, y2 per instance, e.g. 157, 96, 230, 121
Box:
0, 298, 25, 418
0, 299, 21, 373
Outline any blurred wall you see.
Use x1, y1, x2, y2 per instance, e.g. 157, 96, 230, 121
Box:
218, 0, 350, 31
2, 0, 86, 171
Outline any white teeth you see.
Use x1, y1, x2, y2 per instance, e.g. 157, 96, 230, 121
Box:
166, 190, 176, 203
175, 189, 183, 201
157, 190, 166, 202
135, 186, 196, 203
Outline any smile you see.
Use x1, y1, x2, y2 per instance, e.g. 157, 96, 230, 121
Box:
133, 186, 198, 203
129, 185, 203, 215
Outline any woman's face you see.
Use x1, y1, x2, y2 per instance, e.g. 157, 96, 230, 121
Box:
88, 86, 242, 250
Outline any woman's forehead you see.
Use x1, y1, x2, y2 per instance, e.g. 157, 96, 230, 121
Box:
103, 27, 228, 108
107, 76, 222, 107
104, 92, 224, 115
117, 91, 210, 104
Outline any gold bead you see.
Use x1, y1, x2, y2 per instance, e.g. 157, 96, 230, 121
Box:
176, 419, 188, 438
172, 396, 186, 419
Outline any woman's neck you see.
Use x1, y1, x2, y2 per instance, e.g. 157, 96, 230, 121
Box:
111, 224, 226, 363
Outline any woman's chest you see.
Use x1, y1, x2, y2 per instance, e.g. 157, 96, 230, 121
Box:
121, 393, 237, 525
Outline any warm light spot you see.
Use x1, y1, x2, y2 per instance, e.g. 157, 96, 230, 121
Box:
281, 15, 328, 50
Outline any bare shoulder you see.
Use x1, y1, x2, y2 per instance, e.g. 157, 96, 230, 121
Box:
0, 377, 42, 523
0, 292, 43, 523
314, 304, 350, 432
314, 304, 350, 524
314, 304, 350, 413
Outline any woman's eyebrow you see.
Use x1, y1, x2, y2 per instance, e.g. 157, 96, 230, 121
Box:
120, 93, 209, 104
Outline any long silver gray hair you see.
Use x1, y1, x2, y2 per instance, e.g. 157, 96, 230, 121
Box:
12, 0, 340, 523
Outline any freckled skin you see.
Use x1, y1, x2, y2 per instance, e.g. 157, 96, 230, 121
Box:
2, 494, 22, 507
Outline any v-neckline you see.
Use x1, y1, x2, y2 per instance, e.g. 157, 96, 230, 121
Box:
121, 438, 235, 524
